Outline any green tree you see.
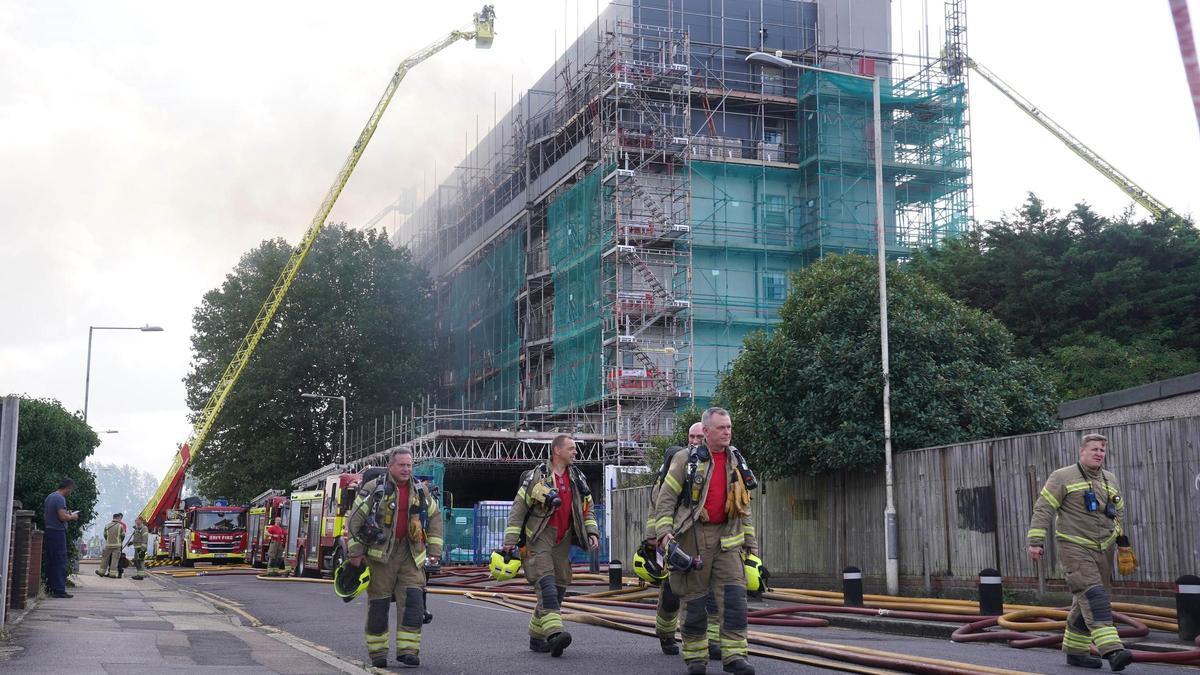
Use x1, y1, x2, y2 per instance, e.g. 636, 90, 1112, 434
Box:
185, 224, 433, 501
715, 254, 1058, 478
909, 196, 1200, 397
11, 397, 99, 561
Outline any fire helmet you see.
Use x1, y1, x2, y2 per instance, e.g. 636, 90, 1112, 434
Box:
489, 549, 522, 581
333, 558, 371, 603
632, 541, 667, 584
743, 552, 767, 592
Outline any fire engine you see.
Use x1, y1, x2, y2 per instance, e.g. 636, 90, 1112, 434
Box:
284, 464, 362, 577
179, 499, 249, 567
246, 489, 289, 569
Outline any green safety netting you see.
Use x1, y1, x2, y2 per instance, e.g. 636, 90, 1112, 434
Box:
443, 508, 475, 563
549, 171, 604, 411
413, 460, 445, 507
446, 231, 524, 410
797, 69, 971, 255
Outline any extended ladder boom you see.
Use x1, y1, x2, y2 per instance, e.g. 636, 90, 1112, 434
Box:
140, 8, 496, 529
966, 58, 1170, 220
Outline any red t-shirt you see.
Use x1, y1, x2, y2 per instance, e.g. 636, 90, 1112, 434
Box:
393, 483, 411, 541
702, 450, 728, 525
548, 470, 573, 544
266, 524, 285, 544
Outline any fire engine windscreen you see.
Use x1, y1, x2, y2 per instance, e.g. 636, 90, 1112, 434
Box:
195, 511, 246, 531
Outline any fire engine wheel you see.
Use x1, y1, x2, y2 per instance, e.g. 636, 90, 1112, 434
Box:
295, 550, 307, 578
180, 555, 194, 568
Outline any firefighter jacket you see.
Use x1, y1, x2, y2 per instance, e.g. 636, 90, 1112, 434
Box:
1027, 463, 1124, 552
645, 447, 688, 535
346, 477, 444, 565
103, 520, 123, 546
651, 446, 758, 554
503, 464, 598, 549
129, 524, 148, 549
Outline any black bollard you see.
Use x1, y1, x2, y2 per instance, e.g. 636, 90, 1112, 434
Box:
589, 549, 600, 574
978, 568, 1003, 616
609, 559, 623, 590
842, 566, 863, 607
1177, 574, 1200, 642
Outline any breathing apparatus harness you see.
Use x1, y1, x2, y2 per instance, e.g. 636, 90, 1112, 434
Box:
678, 444, 758, 510
517, 462, 590, 548
355, 468, 431, 546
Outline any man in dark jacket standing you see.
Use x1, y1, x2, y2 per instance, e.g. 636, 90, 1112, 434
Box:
42, 478, 80, 598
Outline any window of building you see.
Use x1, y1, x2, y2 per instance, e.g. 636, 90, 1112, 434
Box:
763, 272, 788, 302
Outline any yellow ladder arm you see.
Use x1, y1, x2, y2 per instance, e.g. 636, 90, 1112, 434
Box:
140, 17, 491, 526
967, 58, 1170, 219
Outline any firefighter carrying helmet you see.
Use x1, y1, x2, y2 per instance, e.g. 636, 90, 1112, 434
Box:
489, 549, 522, 581
633, 541, 667, 584
743, 552, 767, 592
333, 558, 371, 602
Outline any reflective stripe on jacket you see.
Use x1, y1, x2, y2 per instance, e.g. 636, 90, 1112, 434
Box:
1027, 464, 1123, 551
650, 447, 757, 553
503, 464, 598, 548
346, 477, 443, 564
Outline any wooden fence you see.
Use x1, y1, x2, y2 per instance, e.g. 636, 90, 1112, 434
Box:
609, 415, 1200, 596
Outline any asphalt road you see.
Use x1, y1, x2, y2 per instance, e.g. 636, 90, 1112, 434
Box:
158, 572, 1195, 674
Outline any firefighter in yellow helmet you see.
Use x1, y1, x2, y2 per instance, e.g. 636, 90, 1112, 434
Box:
646, 423, 723, 661
652, 408, 757, 675
1027, 433, 1135, 672
346, 448, 444, 669
502, 434, 599, 657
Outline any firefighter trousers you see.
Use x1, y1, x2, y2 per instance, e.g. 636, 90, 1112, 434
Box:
132, 547, 146, 578
524, 526, 573, 639
266, 542, 283, 576
365, 548, 426, 659
655, 578, 720, 646
1058, 541, 1123, 656
98, 545, 121, 576
669, 523, 749, 667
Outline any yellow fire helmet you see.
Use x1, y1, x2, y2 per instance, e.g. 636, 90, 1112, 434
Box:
333, 559, 371, 603
633, 541, 667, 584
743, 552, 767, 592
489, 549, 522, 582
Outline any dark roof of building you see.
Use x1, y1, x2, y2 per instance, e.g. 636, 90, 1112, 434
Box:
1058, 371, 1200, 419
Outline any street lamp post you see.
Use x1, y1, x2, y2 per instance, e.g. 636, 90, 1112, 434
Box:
84, 325, 164, 422
301, 393, 348, 465
746, 51, 898, 595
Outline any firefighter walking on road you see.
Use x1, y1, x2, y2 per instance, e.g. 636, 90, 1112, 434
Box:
1027, 433, 1137, 672
347, 448, 444, 669
503, 434, 599, 658
96, 513, 123, 578
127, 516, 149, 580
265, 517, 287, 577
645, 422, 723, 661
652, 408, 757, 675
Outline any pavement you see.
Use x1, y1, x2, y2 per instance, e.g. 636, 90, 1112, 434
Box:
0, 561, 366, 674
4, 562, 1197, 674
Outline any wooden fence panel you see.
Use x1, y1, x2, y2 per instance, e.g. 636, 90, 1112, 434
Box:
606, 416, 1200, 588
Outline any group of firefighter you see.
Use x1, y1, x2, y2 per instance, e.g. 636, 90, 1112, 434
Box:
93, 513, 150, 580
331, 407, 1140, 674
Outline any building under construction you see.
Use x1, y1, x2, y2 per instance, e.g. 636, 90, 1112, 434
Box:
392, 0, 972, 465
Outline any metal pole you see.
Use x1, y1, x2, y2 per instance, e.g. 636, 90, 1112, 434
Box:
341, 396, 348, 465
873, 76, 899, 596
0, 397, 21, 628
84, 327, 94, 422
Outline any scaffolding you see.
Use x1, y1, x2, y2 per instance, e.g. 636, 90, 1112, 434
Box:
380, 0, 973, 466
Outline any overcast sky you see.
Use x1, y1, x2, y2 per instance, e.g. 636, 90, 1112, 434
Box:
2, 1, 1196, 483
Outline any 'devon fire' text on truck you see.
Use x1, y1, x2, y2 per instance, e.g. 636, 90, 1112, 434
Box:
179, 499, 249, 567
247, 489, 289, 569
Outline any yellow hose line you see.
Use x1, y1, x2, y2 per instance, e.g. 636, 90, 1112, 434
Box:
255, 574, 331, 584
997, 608, 1069, 631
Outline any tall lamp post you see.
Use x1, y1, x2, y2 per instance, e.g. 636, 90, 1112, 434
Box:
84, 325, 164, 422
301, 393, 348, 465
746, 51, 898, 595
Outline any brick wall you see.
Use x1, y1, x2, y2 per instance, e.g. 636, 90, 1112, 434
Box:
27, 529, 42, 600
5, 508, 35, 612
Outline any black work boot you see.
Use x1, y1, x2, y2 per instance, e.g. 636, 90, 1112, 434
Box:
1067, 654, 1103, 669
708, 644, 722, 661
547, 630, 572, 657
659, 635, 680, 655
369, 654, 387, 668
529, 637, 550, 653
397, 653, 420, 668
686, 661, 707, 675
1105, 649, 1133, 672
723, 658, 756, 675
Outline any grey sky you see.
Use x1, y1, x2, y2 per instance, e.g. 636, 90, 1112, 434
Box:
1, 1, 1196, 482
